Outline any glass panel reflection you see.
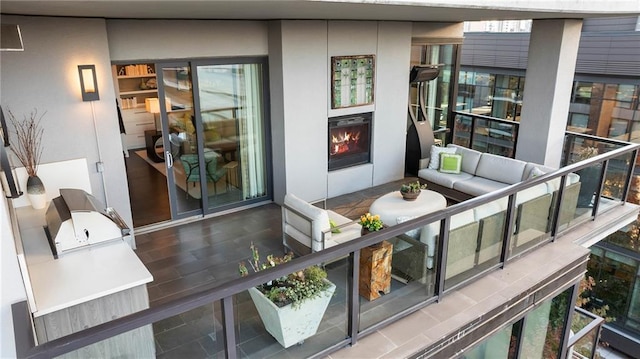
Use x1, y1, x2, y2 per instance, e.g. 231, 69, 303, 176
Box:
510, 182, 553, 258
360, 234, 437, 330
161, 66, 201, 214
196, 63, 268, 210
236, 248, 348, 357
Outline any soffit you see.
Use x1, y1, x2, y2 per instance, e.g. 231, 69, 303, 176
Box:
1, 1, 638, 21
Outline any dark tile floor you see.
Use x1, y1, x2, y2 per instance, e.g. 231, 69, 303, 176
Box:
133, 176, 424, 358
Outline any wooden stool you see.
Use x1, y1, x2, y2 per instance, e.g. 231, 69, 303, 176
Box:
359, 240, 393, 300
223, 161, 238, 189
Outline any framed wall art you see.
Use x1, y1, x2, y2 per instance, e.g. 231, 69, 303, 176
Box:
331, 55, 375, 109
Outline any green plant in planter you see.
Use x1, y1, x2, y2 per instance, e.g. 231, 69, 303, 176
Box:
400, 180, 427, 194
238, 242, 330, 308
359, 212, 384, 231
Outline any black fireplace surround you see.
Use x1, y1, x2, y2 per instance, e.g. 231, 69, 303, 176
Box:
328, 113, 372, 171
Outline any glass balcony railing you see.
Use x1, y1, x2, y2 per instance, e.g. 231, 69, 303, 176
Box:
452, 111, 519, 158
13, 137, 639, 359
567, 307, 605, 359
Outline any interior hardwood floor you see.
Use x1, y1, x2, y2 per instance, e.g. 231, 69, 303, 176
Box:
125, 149, 172, 227
132, 176, 420, 357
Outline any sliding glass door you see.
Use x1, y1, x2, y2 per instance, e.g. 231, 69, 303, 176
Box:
156, 58, 270, 219
193, 61, 269, 212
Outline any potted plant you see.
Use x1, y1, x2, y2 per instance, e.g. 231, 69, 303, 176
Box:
400, 180, 427, 201
359, 212, 384, 235
238, 243, 335, 348
7, 109, 46, 209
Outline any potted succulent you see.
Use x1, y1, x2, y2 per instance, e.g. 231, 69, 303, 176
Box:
359, 212, 384, 235
7, 109, 46, 209
400, 180, 428, 201
238, 243, 335, 348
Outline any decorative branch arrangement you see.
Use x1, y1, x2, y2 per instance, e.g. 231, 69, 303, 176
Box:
7, 109, 45, 177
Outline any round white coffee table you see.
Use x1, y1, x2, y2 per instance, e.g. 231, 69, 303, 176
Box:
369, 190, 447, 271
368, 190, 447, 226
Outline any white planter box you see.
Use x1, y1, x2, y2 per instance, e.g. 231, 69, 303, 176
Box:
248, 280, 336, 348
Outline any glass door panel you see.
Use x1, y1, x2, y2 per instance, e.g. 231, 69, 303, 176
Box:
158, 64, 202, 217
195, 63, 268, 211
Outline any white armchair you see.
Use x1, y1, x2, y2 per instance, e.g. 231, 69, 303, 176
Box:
282, 194, 361, 255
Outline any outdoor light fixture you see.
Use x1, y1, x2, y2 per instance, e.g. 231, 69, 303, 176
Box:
1, 24, 24, 51
78, 64, 99, 101
409, 65, 441, 83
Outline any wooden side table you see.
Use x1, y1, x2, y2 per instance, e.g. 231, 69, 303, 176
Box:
223, 161, 238, 189
359, 240, 393, 301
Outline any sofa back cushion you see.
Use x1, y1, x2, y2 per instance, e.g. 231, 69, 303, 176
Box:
284, 194, 330, 244
447, 144, 482, 175
476, 153, 527, 184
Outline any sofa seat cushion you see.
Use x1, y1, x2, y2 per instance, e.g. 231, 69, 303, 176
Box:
453, 177, 510, 197
418, 168, 474, 188
476, 153, 527, 184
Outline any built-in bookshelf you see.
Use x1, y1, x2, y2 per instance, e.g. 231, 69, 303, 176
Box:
113, 63, 157, 109
112, 63, 158, 149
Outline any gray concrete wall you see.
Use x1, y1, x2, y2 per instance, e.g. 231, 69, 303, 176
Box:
0, 15, 131, 227
273, 20, 421, 201
106, 20, 268, 61
516, 19, 583, 167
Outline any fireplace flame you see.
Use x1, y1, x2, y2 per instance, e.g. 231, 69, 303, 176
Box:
330, 130, 360, 155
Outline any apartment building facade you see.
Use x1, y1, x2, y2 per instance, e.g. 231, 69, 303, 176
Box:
457, 16, 640, 357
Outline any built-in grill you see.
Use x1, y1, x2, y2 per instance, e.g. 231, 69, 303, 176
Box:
44, 188, 130, 258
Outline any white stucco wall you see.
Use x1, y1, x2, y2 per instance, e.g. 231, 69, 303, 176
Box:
0, 15, 132, 229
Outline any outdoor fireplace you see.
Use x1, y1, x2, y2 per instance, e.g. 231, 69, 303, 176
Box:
328, 113, 372, 171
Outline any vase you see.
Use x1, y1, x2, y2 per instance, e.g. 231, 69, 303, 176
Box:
401, 191, 420, 201
26, 175, 47, 209
248, 280, 336, 348
361, 227, 382, 236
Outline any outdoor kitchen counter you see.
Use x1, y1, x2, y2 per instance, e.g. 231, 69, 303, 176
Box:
15, 206, 153, 317
13, 206, 155, 355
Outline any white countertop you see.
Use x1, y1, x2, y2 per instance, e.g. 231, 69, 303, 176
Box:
15, 207, 153, 317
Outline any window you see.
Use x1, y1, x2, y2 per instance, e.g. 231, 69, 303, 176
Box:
573, 82, 594, 104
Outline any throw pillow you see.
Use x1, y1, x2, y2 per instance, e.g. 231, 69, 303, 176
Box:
396, 216, 420, 239
329, 219, 341, 233
528, 166, 546, 179
439, 153, 462, 174
428, 146, 457, 170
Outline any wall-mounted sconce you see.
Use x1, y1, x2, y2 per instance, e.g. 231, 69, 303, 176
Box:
1, 24, 24, 51
78, 64, 100, 101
